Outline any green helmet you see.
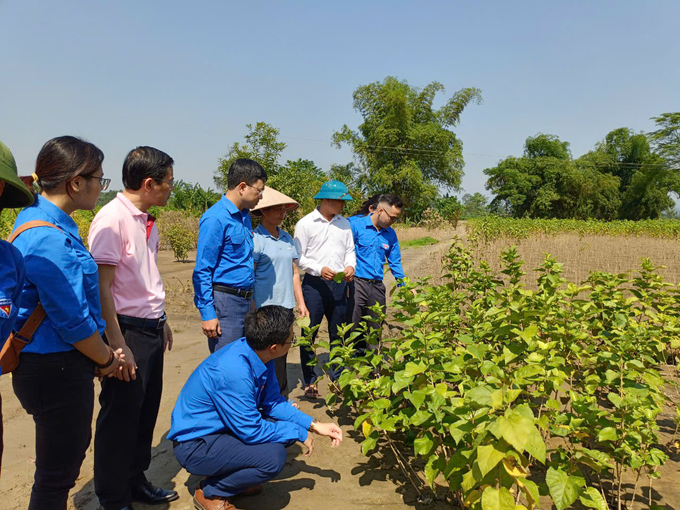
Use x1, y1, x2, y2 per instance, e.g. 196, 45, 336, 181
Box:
0, 141, 34, 208
313, 180, 353, 201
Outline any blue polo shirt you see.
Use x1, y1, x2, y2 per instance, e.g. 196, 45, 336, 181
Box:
349, 214, 406, 284
168, 337, 313, 444
193, 195, 254, 321
11, 195, 107, 354
253, 225, 298, 310
0, 240, 25, 373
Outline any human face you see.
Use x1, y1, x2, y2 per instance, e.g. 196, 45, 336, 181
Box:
150, 166, 174, 207
261, 204, 288, 227
240, 179, 265, 210
376, 203, 401, 229
75, 167, 106, 211
322, 199, 345, 217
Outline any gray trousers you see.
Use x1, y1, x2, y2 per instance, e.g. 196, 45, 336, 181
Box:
351, 277, 386, 350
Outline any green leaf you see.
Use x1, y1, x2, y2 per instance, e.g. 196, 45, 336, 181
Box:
404, 361, 427, 377
476, 443, 506, 477
353, 413, 370, 430
468, 344, 488, 360
467, 385, 494, 406
405, 389, 428, 409
372, 398, 391, 409
410, 410, 432, 426
481, 486, 515, 510
325, 392, 337, 406
579, 487, 607, 510
597, 427, 618, 442
414, 434, 434, 456
519, 324, 538, 342
525, 425, 547, 463
517, 477, 539, 508
545, 467, 585, 510
391, 370, 414, 393
361, 431, 379, 456
607, 392, 623, 408
333, 271, 345, 283
493, 408, 534, 452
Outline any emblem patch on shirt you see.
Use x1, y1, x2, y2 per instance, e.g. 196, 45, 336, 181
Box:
382, 243, 389, 249
0, 300, 12, 319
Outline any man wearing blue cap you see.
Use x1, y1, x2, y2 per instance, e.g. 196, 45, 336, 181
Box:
293, 181, 355, 397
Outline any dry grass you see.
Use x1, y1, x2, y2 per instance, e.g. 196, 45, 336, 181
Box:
472, 234, 680, 287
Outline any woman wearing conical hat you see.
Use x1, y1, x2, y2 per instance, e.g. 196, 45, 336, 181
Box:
0, 140, 35, 474
251, 187, 309, 396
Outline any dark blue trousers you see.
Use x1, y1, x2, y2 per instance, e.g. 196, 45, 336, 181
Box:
211, 290, 252, 353
173, 433, 288, 498
300, 274, 347, 385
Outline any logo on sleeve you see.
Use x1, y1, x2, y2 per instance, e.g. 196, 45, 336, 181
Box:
0, 300, 12, 319
382, 243, 389, 250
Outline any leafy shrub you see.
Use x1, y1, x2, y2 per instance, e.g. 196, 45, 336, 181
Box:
165, 223, 196, 261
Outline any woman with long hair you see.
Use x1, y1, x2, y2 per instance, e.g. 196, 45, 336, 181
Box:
11, 136, 124, 510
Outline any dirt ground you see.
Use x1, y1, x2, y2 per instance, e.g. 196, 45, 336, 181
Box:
3, 225, 680, 509
0, 229, 455, 510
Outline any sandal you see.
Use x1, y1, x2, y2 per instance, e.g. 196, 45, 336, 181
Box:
304, 385, 319, 399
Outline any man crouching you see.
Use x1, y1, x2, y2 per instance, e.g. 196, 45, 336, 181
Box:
168, 305, 343, 510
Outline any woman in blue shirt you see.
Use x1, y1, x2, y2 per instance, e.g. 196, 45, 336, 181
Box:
251, 187, 308, 396
11, 136, 124, 510
0, 140, 36, 475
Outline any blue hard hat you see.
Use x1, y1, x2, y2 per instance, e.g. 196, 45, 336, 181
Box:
313, 180, 353, 201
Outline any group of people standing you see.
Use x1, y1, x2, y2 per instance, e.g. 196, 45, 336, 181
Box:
0, 135, 410, 510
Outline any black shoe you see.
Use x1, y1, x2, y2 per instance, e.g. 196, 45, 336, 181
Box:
130, 480, 179, 504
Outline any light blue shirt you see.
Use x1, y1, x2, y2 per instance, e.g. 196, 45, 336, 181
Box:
168, 338, 312, 444
253, 225, 298, 310
12, 196, 107, 354
193, 195, 254, 321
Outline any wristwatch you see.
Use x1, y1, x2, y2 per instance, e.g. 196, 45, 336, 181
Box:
309, 418, 318, 432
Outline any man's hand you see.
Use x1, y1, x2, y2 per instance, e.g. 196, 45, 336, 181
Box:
343, 266, 355, 282
163, 322, 173, 352
320, 267, 336, 281
202, 318, 221, 338
410, 288, 417, 296
311, 421, 343, 448
298, 303, 309, 319
115, 344, 137, 382
303, 433, 315, 457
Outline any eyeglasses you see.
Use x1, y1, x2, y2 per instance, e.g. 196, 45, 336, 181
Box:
155, 178, 175, 189
82, 175, 111, 191
380, 208, 400, 223
247, 184, 265, 196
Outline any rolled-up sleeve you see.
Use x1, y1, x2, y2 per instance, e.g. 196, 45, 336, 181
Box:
193, 216, 223, 321
210, 366, 309, 444
261, 363, 314, 430
23, 236, 98, 343
88, 213, 122, 266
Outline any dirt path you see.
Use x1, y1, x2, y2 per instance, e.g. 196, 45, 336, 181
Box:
0, 230, 457, 510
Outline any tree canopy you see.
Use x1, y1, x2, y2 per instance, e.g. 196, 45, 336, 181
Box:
332, 76, 482, 217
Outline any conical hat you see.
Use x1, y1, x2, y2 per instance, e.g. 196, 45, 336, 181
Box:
251, 186, 300, 212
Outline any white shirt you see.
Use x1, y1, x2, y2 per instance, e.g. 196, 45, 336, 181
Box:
293, 208, 356, 276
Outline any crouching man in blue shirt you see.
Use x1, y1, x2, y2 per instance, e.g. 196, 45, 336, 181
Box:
168, 305, 343, 510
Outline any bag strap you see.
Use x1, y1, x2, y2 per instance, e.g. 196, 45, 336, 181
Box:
7, 220, 61, 342
8, 220, 62, 243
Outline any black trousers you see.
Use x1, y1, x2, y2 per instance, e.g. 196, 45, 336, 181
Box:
94, 322, 164, 509
350, 278, 386, 351
12, 351, 95, 510
300, 274, 347, 385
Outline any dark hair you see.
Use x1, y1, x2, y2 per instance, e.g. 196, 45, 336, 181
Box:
378, 193, 404, 209
357, 194, 381, 216
122, 146, 174, 190
227, 158, 267, 190
244, 306, 295, 350
20, 136, 104, 198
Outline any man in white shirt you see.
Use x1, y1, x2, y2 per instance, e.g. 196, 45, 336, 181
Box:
293, 181, 355, 397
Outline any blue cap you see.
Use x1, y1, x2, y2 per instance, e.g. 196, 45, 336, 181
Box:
313, 180, 353, 201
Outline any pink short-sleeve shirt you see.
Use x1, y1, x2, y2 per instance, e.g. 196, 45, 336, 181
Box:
88, 193, 165, 319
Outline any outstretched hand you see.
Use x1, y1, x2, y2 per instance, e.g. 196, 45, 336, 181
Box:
311, 421, 343, 448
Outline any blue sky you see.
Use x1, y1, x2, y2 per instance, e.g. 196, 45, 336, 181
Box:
1, 1, 678, 198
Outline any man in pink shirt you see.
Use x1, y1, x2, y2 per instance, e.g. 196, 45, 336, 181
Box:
89, 147, 178, 510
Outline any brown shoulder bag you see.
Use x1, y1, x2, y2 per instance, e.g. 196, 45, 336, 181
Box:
0, 221, 61, 375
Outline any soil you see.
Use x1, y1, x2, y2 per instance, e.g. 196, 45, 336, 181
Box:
3, 225, 679, 509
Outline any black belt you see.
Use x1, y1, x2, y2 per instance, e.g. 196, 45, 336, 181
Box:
213, 284, 254, 299
356, 277, 383, 284
117, 313, 167, 330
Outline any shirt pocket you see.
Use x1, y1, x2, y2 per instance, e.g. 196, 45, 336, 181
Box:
74, 248, 100, 305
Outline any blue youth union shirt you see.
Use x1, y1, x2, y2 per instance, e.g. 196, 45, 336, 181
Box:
168, 337, 313, 444
11, 195, 107, 354
349, 214, 406, 284
0, 240, 26, 373
193, 195, 254, 321
253, 225, 298, 309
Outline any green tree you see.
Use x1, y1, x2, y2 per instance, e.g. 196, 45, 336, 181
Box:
648, 112, 680, 168
96, 189, 120, 208
214, 122, 287, 190
332, 76, 482, 218
166, 180, 221, 215
461, 192, 489, 219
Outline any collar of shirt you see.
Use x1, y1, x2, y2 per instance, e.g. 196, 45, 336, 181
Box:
116, 192, 148, 218
231, 337, 268, 379
311, 207, 343, 224
220, 194, 250, 219
33, 195, 80, 239
255, 223, 285, 240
